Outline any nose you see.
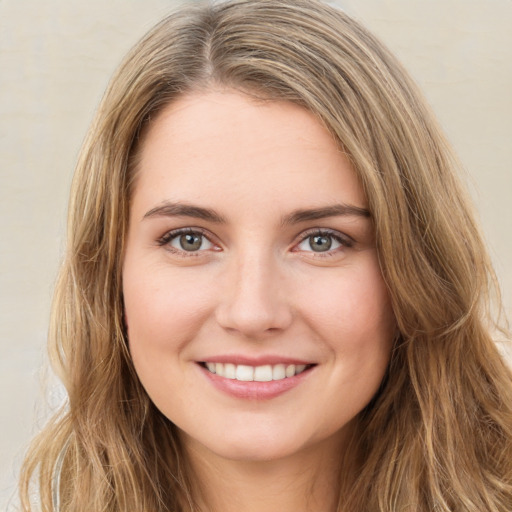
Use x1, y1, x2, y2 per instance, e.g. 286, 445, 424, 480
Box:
215, 250, 293, 339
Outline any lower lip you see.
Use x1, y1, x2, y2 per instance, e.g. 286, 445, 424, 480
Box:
199, 364, 314, 400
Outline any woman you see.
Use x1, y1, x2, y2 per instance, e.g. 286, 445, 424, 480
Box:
20, 0, 512, 510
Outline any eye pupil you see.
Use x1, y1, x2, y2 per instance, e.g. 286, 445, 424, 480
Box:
310, 235, 332, 252
180, 233, 202, 251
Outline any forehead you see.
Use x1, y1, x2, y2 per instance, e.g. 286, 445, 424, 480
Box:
133, 89, 367, 217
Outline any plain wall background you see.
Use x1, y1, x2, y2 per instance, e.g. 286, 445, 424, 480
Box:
1, 1, 511, 509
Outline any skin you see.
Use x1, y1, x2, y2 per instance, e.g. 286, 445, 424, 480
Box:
123, 89, 396, 511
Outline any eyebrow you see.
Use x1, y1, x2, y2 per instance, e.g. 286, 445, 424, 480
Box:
142, 201, 371, 224
280, 204, 371, 226
143, 202, 227, 223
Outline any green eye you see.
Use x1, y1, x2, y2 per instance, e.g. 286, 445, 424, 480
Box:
296, 231, 346, 254
167, 231, 214, 252
308, 235, 333, 252
178, 233, 203, 251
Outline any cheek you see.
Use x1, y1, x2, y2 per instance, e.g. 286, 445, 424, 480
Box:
297, 258, 395, 402
123, 263, 215, 353
122, 264, 214, 411
300, 261, 394, 342
308, 265, 394, 415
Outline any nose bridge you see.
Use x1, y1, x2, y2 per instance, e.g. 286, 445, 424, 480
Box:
215, 244, 292, 338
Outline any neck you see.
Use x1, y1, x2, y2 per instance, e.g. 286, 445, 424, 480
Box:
181, 432, 354, 512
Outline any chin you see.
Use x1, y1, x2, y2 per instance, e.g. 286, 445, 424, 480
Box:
205, 437, 304, 463
180, 420, 346, 464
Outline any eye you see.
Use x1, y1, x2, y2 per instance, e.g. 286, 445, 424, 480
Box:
295, 229, 352, 254
171, 232, 212, 252
158, 228, 215, 253
298, 234, 339, 252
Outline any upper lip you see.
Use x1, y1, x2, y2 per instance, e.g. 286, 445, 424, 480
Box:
197, 355, 316, 366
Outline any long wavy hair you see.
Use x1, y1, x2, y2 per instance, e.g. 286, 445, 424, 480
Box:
20, 1, 512, 510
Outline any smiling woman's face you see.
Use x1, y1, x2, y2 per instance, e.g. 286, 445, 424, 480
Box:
123, 90, 395, 463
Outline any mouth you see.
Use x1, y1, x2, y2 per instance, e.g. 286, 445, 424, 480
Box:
199, 362, 315, 382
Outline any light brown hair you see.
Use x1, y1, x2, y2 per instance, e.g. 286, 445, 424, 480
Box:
20, 1, 512, 510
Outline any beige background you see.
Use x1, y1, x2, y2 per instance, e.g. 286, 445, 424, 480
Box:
1, 1, 511, 509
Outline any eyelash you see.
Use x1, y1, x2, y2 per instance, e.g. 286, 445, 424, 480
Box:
294, 228, 354, 257
156, 227, 354, 258
157, 227, 215, 258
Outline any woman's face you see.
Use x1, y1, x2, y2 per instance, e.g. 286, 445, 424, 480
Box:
123, 90, 395, 462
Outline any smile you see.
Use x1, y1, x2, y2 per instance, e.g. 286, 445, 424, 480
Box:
202, 362, 311, 382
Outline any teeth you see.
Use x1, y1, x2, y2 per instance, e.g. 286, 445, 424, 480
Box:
254, 365, 272, 382
224, 363, 236, 379
272, 364, 286, 380
236, 365, 254, 381
204, 362, 310, 381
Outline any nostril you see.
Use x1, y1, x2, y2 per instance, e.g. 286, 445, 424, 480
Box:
215, 297, 293, 338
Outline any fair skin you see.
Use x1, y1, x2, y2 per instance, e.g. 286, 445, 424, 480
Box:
123, 89, 395, 512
